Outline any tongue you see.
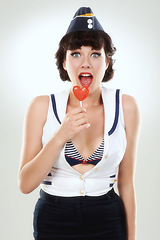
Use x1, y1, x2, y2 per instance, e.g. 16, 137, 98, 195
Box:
80, 77, 92, 87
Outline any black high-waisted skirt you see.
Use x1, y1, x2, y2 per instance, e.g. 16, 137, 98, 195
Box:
33, 188, 127, 240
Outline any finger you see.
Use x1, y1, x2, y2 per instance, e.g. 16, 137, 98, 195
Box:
74, 117, 89, 127
69, 107, 86, 116
79, 123, 91, 130
71, 112, 87, 122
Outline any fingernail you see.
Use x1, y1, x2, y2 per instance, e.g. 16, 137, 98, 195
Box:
86, 123, 90, 128
83, 108, 86, 112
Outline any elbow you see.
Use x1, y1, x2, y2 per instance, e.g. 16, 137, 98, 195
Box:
18, 181, 32, 194
18, 173, 34, 194
19, 184, 32, 194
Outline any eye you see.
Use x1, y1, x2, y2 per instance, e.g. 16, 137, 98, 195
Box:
91, 52, 101, 58
70, 52, 81, 58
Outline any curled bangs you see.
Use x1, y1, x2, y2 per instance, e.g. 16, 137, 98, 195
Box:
63, 31, 105, 51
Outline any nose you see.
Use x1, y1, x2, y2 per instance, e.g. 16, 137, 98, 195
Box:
81, 56, 91, 69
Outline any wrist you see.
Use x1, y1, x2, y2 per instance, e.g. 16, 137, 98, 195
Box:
54, 129, 67, 148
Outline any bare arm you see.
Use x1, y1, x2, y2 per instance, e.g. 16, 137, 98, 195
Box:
118, 94, 141, 240
18, 95, 90, 194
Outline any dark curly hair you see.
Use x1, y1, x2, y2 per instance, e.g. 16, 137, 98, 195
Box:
55, 30, 116, 82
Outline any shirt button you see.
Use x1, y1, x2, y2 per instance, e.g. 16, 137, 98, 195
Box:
80, 175, 84, 180
80, 190, 84, 194
105, 155, 108, 159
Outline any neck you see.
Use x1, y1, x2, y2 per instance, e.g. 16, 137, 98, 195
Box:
68, 87, 103, 108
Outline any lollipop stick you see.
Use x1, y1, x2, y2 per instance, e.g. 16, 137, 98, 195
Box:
80, 101, 83, 107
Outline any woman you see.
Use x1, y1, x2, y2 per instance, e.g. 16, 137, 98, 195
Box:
18, 7, 140, 240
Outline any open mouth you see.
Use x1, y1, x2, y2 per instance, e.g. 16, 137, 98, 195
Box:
78, 73, 93, 87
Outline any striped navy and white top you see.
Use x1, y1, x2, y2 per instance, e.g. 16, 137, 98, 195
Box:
65, 139, 104, 166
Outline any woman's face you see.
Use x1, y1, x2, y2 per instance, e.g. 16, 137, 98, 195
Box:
63, 46, 109, 94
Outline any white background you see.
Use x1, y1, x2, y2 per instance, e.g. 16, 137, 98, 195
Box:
0, 0, 160, 239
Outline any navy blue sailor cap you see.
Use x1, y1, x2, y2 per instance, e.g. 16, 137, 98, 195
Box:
66, 7, 104, 34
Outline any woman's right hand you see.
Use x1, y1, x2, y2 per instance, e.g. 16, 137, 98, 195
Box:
57, 107, 90, 143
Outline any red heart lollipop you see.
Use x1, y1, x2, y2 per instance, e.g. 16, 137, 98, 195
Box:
73, 86, 89, 101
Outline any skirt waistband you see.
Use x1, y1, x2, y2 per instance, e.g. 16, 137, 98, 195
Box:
39, 188, 117, 207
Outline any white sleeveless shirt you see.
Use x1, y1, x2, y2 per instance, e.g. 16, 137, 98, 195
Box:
40, 85, 127, 197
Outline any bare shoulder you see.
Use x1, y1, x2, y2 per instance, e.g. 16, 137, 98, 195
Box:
122, 94, 140, 117
122, 94, 140, 131
25, 95, 50, 126
122, 94, 139, 112
29, 95, 49, 110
